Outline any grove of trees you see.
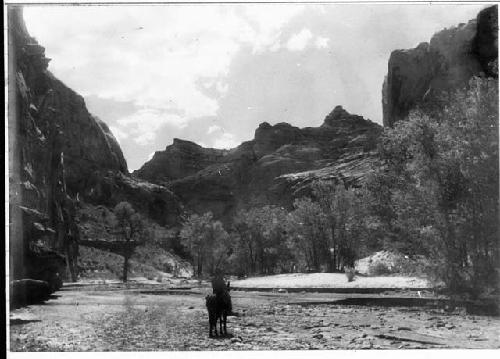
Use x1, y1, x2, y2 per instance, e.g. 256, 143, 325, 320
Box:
180, 184, 370, 278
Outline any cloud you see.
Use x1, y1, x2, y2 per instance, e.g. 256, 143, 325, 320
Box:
117, 109, 188, 145
147, 152, 156, 161
23, 4, 486, 172
286, 28, 313, 51
23, 5, 303, 123
315, 36, 330, 49
213, 133, 239, 149
207, 125, 222, 135
109, 126, 129, 144
203, 125, 239, 148
239, 4, 305, 53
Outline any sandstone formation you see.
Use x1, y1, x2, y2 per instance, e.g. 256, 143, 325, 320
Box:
136, 106, 382, 220
383, 5, 498, 127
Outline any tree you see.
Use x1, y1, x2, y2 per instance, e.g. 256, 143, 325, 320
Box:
179, 212, 230, 278
375, 76, 499, 296
288, 197, 330, 272
232, 206, 291, 276
313, 181, 370, 270
113, 201, 144, 282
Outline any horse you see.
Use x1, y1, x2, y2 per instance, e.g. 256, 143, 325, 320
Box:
205, 281, 232, 337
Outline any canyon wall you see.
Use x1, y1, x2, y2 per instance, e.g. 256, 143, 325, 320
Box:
8, 7, 182, 297
383, 5, 498, 127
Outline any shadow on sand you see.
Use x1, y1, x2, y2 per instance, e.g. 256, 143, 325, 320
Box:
10, 319, 42, 325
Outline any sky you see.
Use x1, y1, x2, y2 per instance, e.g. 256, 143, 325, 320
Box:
23, 3, 486, 171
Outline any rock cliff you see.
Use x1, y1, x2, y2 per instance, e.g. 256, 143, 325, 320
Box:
136, 106, 381, 219
383, 5, 498, 127
8, 7, 182, 300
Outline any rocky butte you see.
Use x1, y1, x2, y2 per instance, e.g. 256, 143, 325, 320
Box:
135, 105, 382, 220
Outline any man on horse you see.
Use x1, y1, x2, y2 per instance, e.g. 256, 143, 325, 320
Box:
211, 268, 227, 296
206, 268, 232, 337
212, 268, 232, 314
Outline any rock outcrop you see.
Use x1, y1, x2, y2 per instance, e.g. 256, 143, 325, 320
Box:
85, 172, 181, 226
134, 138, 228, 183
136, 106, 382, 219
383, 5, 498, 127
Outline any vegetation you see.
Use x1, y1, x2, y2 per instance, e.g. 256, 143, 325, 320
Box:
178, 76, 498, 299
372, 77, 499, 296
179, 212, 231, 277
113, 201, 145, 282
179, 186, 369, 278
231, 206, 291, 276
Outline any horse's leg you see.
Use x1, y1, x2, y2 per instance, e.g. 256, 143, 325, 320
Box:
209, 315, 214, 337
223, 312, 227, 335
219, 313, 223, 336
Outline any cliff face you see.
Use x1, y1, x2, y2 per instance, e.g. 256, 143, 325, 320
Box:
136, 106, 381, 219
383, 5, 498, 127
8, 8, 181, 292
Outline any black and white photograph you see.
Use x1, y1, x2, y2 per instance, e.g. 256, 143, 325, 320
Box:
6, 0, 500, 352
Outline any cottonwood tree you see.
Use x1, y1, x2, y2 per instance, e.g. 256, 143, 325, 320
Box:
179, 212, 230, 277
376, 76, 499, 296
231, 206, 290, 275
113, 201, 144, 282
289, 182, 369, 272
288, 198, 330, 272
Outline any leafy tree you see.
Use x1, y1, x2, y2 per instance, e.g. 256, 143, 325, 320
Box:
232, 206, 291, 275
289, 181, 371, 272
288, 197, 330, 271
375, 77, 499, 296
113, 201, 144, 282
179, 212, 230, 277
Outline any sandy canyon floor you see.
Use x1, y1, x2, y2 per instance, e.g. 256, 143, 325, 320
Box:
9, 280, 500, 351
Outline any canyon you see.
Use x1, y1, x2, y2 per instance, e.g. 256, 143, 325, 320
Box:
8, 5, 498, 304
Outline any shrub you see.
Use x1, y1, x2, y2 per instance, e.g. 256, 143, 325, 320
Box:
392, 255, 429, 276
368, 261, 392, 275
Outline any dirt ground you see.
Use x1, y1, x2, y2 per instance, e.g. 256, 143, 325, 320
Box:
9, 283, 500, 351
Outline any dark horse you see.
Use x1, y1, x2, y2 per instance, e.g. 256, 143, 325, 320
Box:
205, 281, 232, 337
